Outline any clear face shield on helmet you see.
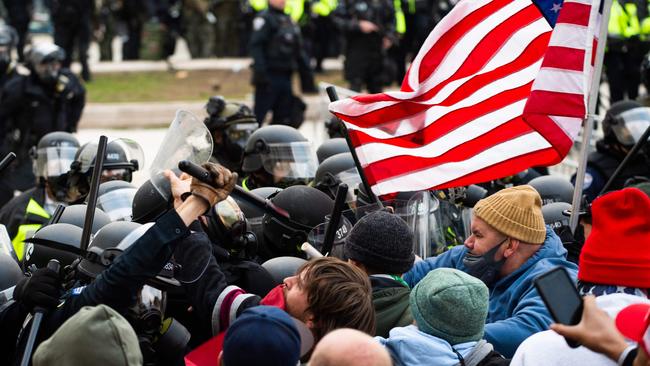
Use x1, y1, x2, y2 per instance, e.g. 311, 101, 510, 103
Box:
612, 107, 650, 147
261, 142, 318, 183
307, 215, 354, 257
398, 192, 443, 258
33, 146, 77, 179
75, 138, 145, 178
203, 196, 252, 253
97, 187, 137, 221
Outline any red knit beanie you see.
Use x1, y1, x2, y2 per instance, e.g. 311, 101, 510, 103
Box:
579, 188, 650, 288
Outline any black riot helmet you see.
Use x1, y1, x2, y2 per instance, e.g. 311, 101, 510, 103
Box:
23, 223, 84, 269
96, 181, 138, 221
314, 153, 361, 203
30, 132, 80, 202
204, 96, 258, 173
77, 221, 142, 279
316, 138, 350, 164
132, 177, 173, 224
0, 24, 17, 72
528, 176, 575, 205
261, 186, 334, 258
542, 201, 572, 230
261, 256, 307, 285
71, 138, 144, 183
234, 187, 282, 253
602, 101, 650, 148
241, 125, 318, 189
26, 42, 65, 86
58, 204, 111, 234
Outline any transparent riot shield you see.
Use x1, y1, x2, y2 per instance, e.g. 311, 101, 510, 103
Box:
149, 110, 214, 200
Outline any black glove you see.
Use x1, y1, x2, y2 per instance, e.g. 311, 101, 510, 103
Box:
252, 70, 269, 87
13, 267, 62, 312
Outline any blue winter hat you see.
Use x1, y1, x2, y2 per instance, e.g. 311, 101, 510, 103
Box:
222, 306, 312, 366
410, 268, 489, 345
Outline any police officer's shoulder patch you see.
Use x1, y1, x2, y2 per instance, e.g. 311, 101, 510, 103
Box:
253, 17, 266, 31
583, 172, 593, 189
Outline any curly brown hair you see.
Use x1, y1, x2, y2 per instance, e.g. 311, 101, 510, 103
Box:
297, 257, 376, 341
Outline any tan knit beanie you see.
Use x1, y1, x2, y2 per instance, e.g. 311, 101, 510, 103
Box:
473, 185, 546, 244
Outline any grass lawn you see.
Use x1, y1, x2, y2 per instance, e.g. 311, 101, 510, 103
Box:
86, 69, 347, 103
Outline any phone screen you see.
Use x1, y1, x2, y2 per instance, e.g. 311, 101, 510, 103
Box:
535, 267, 582, 325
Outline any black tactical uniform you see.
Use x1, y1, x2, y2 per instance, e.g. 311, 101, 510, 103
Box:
249, 4, 314, 125
0, 69, 85, 202
333, 0, 396, 93
51, 0, 95, 81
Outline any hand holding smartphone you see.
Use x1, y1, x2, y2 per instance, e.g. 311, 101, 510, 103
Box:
534, 266, 583, 348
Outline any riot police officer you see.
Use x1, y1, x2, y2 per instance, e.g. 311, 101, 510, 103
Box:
240, 125, 319, 190
51, 0, 95, 81
249, 0, 315, 125
0, 132, 79, 263
0, 43, 86, 206
573, 100, 650, 201
204, 95, 259, 175
332, 0, 397, 93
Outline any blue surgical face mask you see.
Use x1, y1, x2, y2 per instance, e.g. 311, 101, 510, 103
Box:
462, 237, 508, 287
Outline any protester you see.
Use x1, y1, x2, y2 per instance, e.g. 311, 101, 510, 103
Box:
310, 328, 392, 366
378, 268, 508, 365
345, 210, 415, 337
512, 187, 650, 366
404, 185, 578, 357
219, 306, 310, 366
32, 305, 143, 366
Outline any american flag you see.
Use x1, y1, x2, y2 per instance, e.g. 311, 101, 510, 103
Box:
329, 0, 603, 197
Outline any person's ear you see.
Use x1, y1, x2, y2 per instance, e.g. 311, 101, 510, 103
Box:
503, 238, 520, 258
305, 313, 315, 330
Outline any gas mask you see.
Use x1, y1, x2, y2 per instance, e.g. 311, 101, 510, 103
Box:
203, 196, 257, 258
127, 285, 166, 366
462, 238, 507, 287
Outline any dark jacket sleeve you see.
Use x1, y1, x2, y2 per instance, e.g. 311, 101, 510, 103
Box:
249, 13, 273, 73
44, 210, 191, 335
58, 71, 86, 133
174, 228, 260, 336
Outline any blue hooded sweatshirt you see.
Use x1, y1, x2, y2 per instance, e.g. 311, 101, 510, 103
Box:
403, 227, 578, 358
377, 325, 483, 366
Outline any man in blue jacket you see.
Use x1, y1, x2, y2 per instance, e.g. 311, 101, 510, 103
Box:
404, 185, 578, 358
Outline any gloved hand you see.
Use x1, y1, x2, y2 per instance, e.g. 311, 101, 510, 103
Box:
190, 163, 237, 207
13, 267, 62, 312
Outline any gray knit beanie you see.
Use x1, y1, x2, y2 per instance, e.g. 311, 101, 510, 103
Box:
410, 268, 489, 345
344, 210, 415, 274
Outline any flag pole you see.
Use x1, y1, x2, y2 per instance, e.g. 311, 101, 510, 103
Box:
326, 86, 383, 206
569, 0, 612, 232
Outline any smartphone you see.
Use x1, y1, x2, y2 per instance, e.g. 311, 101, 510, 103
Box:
534, 266, 583, 348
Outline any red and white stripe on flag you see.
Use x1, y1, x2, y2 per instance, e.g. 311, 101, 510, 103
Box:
329, 0, 600, 197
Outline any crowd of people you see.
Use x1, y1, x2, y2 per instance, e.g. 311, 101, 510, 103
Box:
0, 84, 647, 366
2, 0, 650, 365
